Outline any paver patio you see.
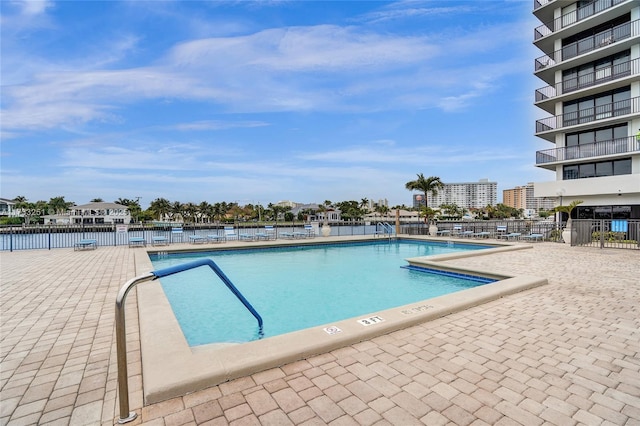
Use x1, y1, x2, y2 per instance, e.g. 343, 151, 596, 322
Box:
1, 238, 638, 425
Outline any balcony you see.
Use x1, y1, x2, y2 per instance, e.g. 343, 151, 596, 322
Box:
535, 96, 638, 135
534, 0, 629, 41
533, 0, 553, 11
535, 57, 637, 103
536, 136, 639, 166
535, 19, 637, 72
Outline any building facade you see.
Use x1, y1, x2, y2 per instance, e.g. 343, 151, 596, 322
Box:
503, 183, 556, 217
44, 202, 132, 225
0, 198, 18, 217
413, 179, 497, 210
532, 0, 640, 219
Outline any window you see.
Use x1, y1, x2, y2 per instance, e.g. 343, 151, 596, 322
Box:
579, 163, 595, 178
595, 161, 612, 176
576, 206, 592, 219
563, 87, 630, 125
613, 206, 631, 220
613, 158, 631, 174
563, 165, 579, 180
594, 206, 612, 219
565, 124, 628, 157
563, 157, 632, 180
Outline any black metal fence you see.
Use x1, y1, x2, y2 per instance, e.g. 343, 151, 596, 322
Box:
402, 220, 565, 242
3, 220, 637, 251
0, 222, 381, 251
572, 219, 640, 249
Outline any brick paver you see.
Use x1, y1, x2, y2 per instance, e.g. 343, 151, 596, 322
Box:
1, 239, 639, 425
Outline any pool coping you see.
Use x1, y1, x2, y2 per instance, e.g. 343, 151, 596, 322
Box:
134, 236, 547, 404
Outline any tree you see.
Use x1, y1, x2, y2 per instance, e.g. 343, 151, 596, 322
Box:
91, 198, 104, 203
405, 174, 444, 224
115, 198, 142, 222
439, 203, 463, 219
149, 198, 171, 221
48, 196, 74, 215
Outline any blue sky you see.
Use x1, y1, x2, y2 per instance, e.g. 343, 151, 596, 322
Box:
1, 0, 551, 208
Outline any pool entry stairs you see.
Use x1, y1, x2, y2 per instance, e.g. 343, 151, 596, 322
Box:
114, 258, 263, 424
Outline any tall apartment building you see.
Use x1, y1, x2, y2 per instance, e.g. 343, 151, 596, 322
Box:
413, 179, 497, 210
532, 0, 640, 220
503, 183, 556, 217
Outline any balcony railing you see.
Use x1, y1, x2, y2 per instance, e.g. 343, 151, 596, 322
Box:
534, 0, 629, 40
536, 136, 639, 164
535, 19, 637, 71
533, 0, 554, 11
536, 96, 638, 133
535, 57, 637, 102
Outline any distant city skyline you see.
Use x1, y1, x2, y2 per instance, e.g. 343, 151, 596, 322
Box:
1, 1, 551, 208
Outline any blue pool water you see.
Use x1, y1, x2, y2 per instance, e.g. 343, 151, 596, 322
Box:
149, 240, 493, 346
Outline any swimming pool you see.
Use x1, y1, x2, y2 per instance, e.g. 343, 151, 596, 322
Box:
150, 240, 493, 346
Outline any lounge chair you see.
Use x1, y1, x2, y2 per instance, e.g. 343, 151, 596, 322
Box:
472, 231, 491, 238
452, 225, 463, 235
206, 233, 225, 243
224, 227, 238, 240
152, 236, 169, 246
436, 229, 451, 236
495, 225, 508, 238
521, 233, 544, 242
280, 230, 295, 239
498, 232, 521, 240
239, 231, 255, 241
188, 235, 207, 244
460, 230, 474, 238
304, 224, 316, 238
171, 227, 183, 242
74, 239, 97, 251
292, 228, 308, 238
128, 237, 146, 248
255, 225, 276, 240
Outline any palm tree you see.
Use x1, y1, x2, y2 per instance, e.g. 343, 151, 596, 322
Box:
360, 198, 369, 212
404, 174, 444, 224
197, 201, 211, 223
149, 198, 171, 221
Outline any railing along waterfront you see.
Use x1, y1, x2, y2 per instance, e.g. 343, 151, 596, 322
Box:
535, 57, 638, 102
573, 219, 640, 249
536, 96, 638, 134
536, 135, 639, 164
0, 222, 386, 251
535, 19, 637, 72
534, 0, 629, 41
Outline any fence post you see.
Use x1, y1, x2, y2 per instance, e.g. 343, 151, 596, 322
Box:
48, 224, 52, 250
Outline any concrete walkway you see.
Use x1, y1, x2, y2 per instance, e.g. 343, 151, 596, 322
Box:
1, 239, 638, 425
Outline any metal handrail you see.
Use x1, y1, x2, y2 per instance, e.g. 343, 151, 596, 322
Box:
535, 19, 637, 71
533, 0, 553, 12
534, 0, 629, 40
536, 135, 639, 164
376, 222, 395, 241
115, 259, 263, 424
535, 57, 638, 102
536, 96, 638, 133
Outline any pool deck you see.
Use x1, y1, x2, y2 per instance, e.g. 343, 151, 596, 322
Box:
1, 236, 639, 425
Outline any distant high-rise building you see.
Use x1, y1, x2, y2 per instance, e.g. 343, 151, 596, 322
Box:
412, 179, 497, 209
503, 183, 556, 217
532, 0, 640, 219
